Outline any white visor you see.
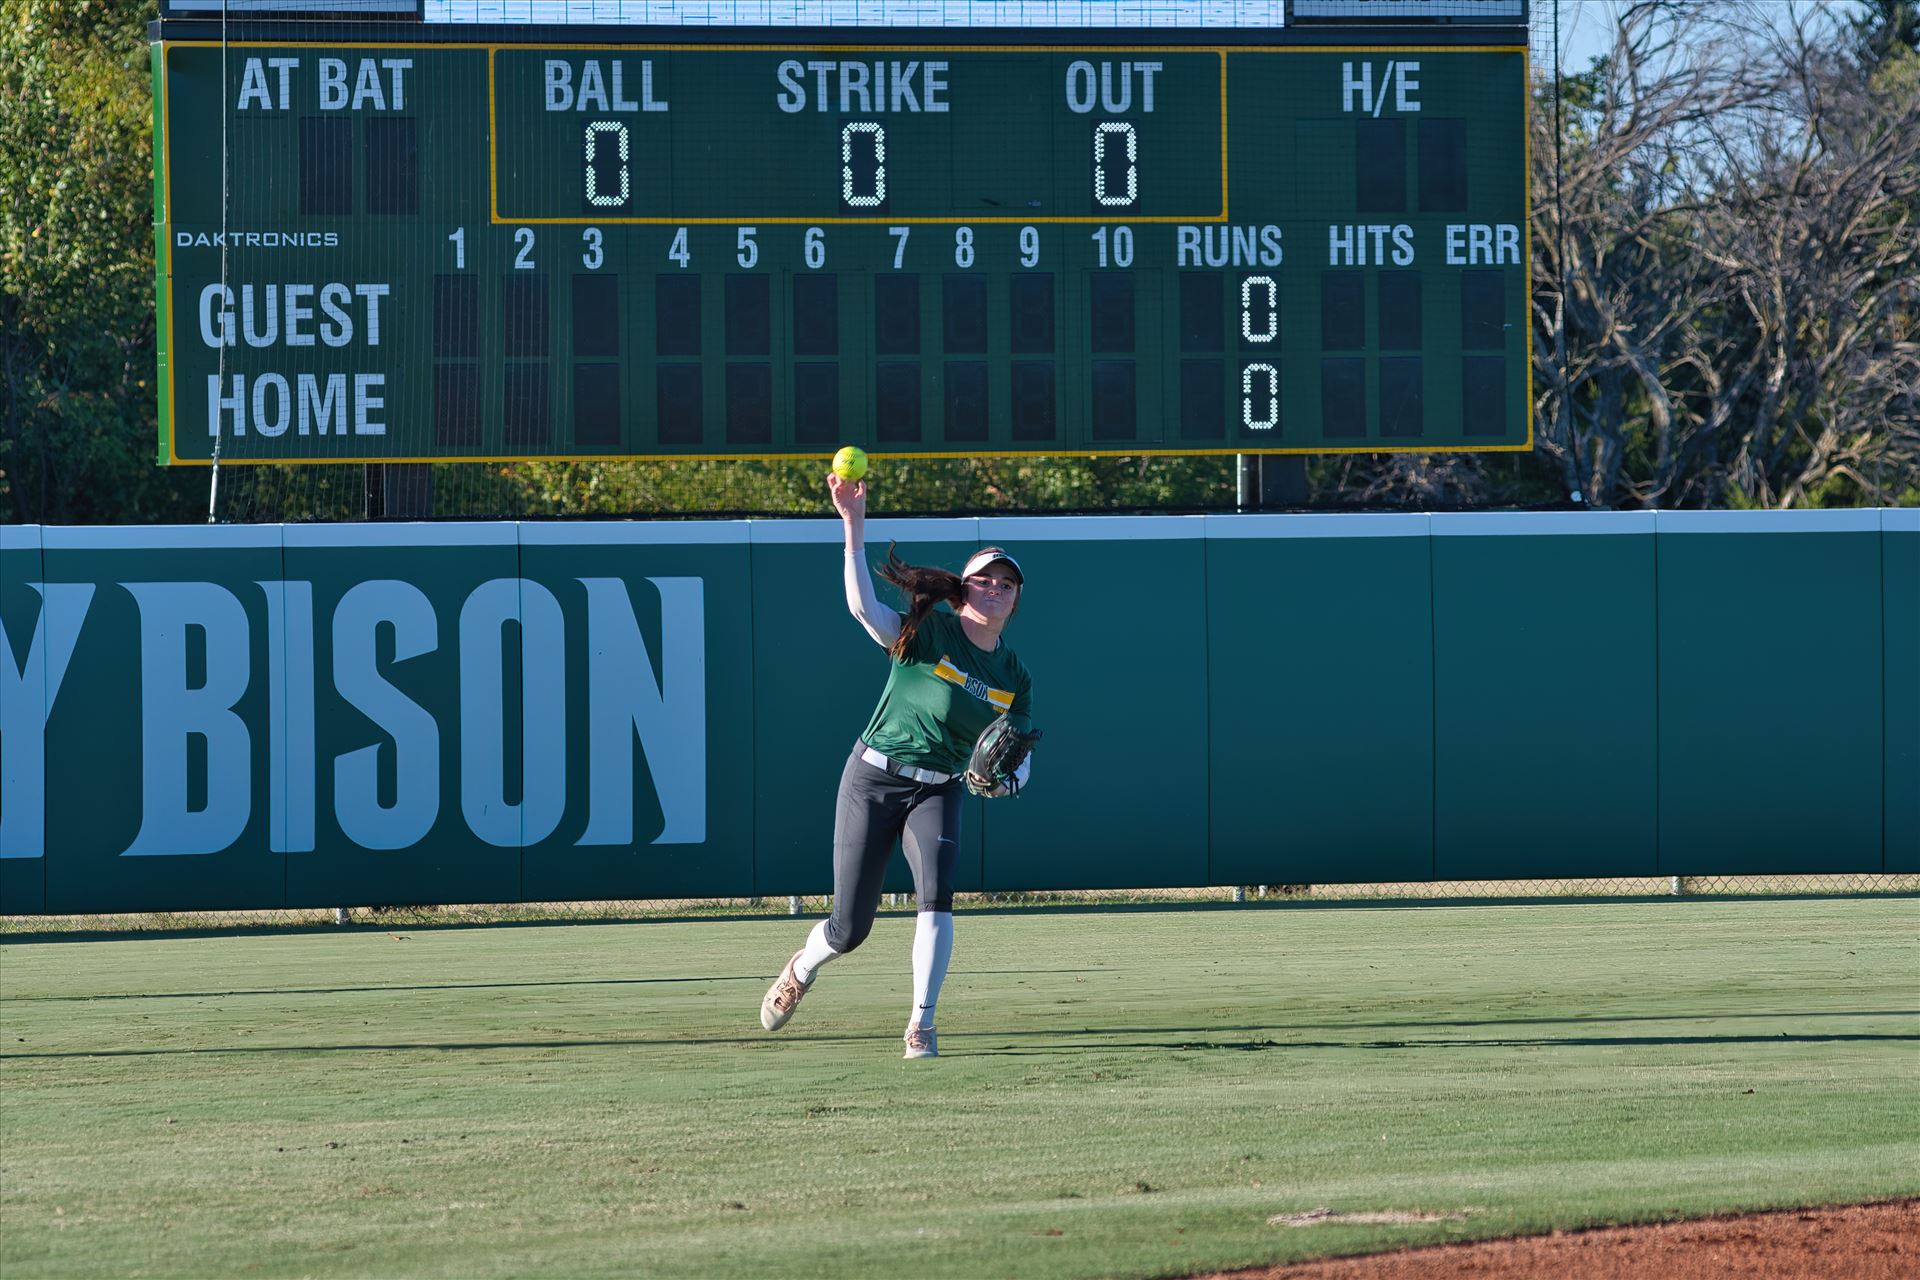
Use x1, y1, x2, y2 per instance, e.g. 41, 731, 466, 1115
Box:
961, 548, 1023, 584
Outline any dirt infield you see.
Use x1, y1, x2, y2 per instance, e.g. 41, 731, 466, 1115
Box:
1202, 1200, 1919, 1280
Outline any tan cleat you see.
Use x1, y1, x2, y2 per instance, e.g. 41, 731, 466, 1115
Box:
903, 1026, 938, 1059
759, 951, 813, 1031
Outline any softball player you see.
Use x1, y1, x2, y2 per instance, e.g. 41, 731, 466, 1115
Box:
759, 471, 1034, 1059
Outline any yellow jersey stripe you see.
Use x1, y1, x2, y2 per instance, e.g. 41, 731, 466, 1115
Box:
933, 657, 1015, 711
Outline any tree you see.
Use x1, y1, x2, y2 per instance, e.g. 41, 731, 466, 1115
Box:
0, 0, 203, 524
6, 2, 1911, 523
1683, 17, 1920, 507
1850, 0, 1920, 66
1527, 1, 1919, 509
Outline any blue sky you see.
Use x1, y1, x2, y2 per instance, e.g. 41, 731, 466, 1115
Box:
1547, 0, 1866, 72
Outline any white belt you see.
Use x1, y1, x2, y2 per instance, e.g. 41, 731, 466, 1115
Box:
859, 746, 957, 786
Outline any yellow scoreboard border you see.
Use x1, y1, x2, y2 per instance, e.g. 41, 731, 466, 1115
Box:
155, 40, 1532, 463
486, 43, 1231, 225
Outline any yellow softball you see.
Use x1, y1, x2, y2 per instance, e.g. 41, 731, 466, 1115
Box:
831, 445, 869, 482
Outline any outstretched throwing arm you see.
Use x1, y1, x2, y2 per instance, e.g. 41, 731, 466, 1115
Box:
829, 472, 902, 650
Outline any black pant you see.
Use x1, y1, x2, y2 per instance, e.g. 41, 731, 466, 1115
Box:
823, 745, 962, 954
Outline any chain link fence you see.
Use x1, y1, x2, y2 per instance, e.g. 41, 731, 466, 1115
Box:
5, 876, 1913, 937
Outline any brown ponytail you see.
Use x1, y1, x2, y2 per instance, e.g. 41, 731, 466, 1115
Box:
876, 542, 966, 661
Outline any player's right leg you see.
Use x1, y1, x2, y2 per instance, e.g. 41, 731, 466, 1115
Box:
899, 783, 961, 1057
760, 746, 906, 1031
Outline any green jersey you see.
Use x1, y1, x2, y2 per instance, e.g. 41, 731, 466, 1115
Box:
860, 609, 1034, 774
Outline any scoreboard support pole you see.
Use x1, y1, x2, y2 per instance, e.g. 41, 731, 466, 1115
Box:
366, 464, 434, 519
1237, 455, 1308, 512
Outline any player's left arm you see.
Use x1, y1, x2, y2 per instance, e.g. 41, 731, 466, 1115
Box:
1008, 672, 1035, 792
1008, 665, 1034, 731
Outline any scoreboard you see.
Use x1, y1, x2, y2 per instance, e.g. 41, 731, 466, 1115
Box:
151, 20, 1531, 463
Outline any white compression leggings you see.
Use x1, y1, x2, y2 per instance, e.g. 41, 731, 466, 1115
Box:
795, 911, 951, 1032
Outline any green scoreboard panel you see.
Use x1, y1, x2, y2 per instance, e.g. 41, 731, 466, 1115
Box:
152, 28, 1530, 463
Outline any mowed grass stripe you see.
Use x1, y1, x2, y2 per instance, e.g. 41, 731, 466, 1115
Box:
2, 899, 1916, 1279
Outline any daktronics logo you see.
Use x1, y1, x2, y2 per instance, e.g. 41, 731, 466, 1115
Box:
175, 231, 341, 248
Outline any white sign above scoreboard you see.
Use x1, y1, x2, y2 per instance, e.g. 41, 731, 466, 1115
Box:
160, 0, 1525, 26
1288, 0, 1525, 21
422, 1, 1291, 27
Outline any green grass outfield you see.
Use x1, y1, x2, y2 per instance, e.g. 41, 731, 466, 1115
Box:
3, 898, 1916, 1279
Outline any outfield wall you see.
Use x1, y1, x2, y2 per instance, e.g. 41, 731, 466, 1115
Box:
2, 510, 1914, 914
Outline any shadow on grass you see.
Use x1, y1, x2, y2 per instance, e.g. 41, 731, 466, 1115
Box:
7, 1022, 1914, 1061
4, 968, 1105, 1003
962, 1030, 1920, 1056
